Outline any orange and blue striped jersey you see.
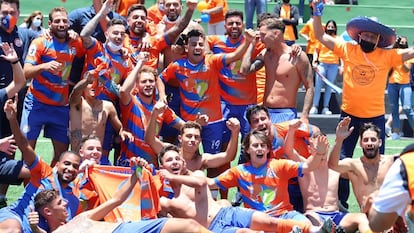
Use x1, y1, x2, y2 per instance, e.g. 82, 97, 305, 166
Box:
25, 37, 85, 106
214, 159, 300, 217
160, 54, 224, 122
207, 35, 265, 105
85, 39, 132, 102
120, 96, 181, 165
11, 156, 81, 233
124, 33, 170, 69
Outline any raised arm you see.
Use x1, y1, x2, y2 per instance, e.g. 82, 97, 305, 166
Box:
239, 43, 265, 75
4, 95, 36, 166
327, 116, 354, 173
164, 0, 197, 44
284, 120, 307, 162
69, 72, 93, 107
201, 118, 240, 168
1, 43, 25, 98
224, 29, 255, 65
300, 134, 328, 173
144, 101, 168, 155
81, 0, 114, 48
311, 0, 335, 51
119, 52, 148, 105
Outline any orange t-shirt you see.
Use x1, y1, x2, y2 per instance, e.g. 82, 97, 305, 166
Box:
299, 19, 317, 55
147, 4, 165, 24
206, 0, 227, 24
256, 66, 266, 105
333, 40, 403, 117
315, 38, 340, 65
280, 5, 296, 41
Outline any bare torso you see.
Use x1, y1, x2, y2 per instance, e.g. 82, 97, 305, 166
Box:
53, 213, 120, 233
347, 156, 395, 212
300, 163, 340, 212
165, 177, 230, 228
69, 98, 111, 152
263, 50, 303, 108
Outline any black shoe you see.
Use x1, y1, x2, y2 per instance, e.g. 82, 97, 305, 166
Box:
0, 197, 7, 209
231, 191, 243, 207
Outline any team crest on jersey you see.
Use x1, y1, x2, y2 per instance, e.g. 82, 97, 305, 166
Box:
14, 38, 22, 47
70, 47, 77, 56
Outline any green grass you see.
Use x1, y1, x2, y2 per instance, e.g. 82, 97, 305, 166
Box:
6, 135, 413, 214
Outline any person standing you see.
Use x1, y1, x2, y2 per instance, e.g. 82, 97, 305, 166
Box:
310, 19, 340, 115
274, 0, 300, 46
244, 0, 266, 29
312, 0, 414, 209
22, 7, 86, 166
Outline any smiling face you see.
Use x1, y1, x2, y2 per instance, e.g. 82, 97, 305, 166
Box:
245, 133, 270, 167
225, 15, 243, 40
160, 149, 185, 175
49, 9, 69, 41
79, 138, 102, 163
136, 71, 156, 98
186, 35, 205, 64
248, 110, 272, 137
55, 152, 81, 185
127, 8, 147, 37
105, 23, 126, 47
360, 129, 381, 159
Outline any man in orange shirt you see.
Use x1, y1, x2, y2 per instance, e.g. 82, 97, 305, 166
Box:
274, 0, 299, 46
312, 0, 414, 210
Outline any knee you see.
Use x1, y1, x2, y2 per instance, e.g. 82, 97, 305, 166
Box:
402, 105, 413, 114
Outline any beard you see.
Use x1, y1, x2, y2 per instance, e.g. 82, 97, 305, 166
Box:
363, 147, 379, 159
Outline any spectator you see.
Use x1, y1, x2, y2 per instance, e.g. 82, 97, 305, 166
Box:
147, 0, 165, 24
274, 0, 300, 46
310, 19, 340, 115
244, 0, 266, 29
19, 10, 45, 36
201, 0, 228, 35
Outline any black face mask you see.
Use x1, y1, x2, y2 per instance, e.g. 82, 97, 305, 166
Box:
359, 39, 376, 53
399, 43, 408, 49
326, 29, 335, 35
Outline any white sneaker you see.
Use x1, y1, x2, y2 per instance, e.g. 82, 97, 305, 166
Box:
310, 106, 318, 114
322, 107, 332, 115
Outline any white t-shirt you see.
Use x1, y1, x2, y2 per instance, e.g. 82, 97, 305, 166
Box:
373, 159, 411, 216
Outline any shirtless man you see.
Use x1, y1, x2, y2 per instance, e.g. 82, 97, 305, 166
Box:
328, 117, 395, 213
29, 158, 211, 233
69, 72, 133, 153
157, 145, 334, 233
287, 123, 372, 232
145, 104, 239, 172
242, 17, 314, 124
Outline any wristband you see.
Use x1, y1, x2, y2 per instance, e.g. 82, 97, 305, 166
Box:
313, 2, 324, 16
11, 60, 19, 64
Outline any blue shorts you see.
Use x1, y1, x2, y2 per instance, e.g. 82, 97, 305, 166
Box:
267, 108, 297, 124
160, 85, 180, 138
20, 93, 69, 144
0, 155, 24, 185
315, 211, 347, 225
202, 120, 224, 154
113, 218, 167, 233
102, 120, 115, 152
221, 102, 251, 143
209, 207, 254, 233
277, 210, 309, 222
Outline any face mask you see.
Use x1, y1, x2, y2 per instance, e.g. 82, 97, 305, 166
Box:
158, 3, 164, 11
32, 18, 42, 28
399, 43, 408, 49
106, 41, 123, 52
326, 29, 335, 35
359, 39, 376, 53
1, 15, 17, 33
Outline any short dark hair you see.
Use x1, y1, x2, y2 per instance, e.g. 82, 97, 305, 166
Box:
127, 4, 147, 17
246, 105, 270, 124
34, 189, 58, 212
107, 18, 126, 29
0, 0, 19, 10
225, 9, 243, 21
324, 19, 337, 35
49, 7, 67, 22
259, 17, 285, 33
242, 129, 272, 161
185, 29, 205, 44
158, 144, 180, 165
359, 122, 381, 139
58, 151, 81, 162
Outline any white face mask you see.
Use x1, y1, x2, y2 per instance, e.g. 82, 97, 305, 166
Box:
106, 41, 123, 52
158, 3, 164, 11
32, 18, 42, 28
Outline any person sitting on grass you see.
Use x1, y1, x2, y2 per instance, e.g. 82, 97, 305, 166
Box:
28, 157, 211, 233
